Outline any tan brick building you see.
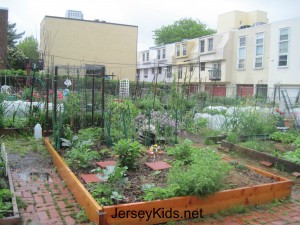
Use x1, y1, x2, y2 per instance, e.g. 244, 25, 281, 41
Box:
0, 8, 8, 69
40, 16, 138, 80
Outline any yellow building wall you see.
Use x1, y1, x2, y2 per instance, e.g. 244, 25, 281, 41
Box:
217, 10, 268, 33
40, 16, 138, 80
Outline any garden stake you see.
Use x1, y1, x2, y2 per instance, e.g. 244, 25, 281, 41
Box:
122, 110, 127, 139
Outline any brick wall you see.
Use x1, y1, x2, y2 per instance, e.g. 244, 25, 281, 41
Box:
0, 8, 8, 69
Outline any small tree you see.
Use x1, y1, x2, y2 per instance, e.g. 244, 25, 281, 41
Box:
7, 47, 26, 70
18, 36, 39, 62
153, 18, 216, 46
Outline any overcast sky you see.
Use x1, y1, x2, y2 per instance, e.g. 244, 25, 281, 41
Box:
2, 0, 300, 51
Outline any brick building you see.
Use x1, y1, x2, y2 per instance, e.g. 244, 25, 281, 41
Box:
0, 8, 8, 69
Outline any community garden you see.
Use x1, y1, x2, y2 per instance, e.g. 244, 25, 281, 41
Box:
0, 69, 299, 224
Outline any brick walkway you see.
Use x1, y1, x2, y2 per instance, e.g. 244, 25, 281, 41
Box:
12, 170, 89, 225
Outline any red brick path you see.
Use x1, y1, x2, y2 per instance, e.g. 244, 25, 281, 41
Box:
12, 170, 89, 225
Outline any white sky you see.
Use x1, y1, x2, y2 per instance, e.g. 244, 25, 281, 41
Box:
2, 0, 300, 51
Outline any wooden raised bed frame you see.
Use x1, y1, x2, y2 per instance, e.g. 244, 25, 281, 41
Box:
0, 144, 20, 225
44, 138, 293, 225
221, 141, 300, 173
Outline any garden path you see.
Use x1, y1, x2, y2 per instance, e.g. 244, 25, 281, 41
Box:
4, 137, 89, 225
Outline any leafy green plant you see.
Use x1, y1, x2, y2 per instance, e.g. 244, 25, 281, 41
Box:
282, 148, 300, 164
75, 209, 89, 223
270, 132, 297, 144
113, 139, 142, 170
167, 139, 195, 165
0, 189, 13, 218
143, 186, 176, 201
167, 148, 232, 197
65, 140, 100, 169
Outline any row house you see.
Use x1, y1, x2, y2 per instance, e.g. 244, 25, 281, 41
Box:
137, 10, 300, 99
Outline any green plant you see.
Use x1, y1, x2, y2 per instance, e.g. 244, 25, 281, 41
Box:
113, 139, 142, 170
143, 186, 176, 201
167, 139, 195, 165
65, 139, 100, 169
75, 209, 89, 223
0, 189, 13, 218
167, 148, 232, 197
270, 131, 297, 144
282, 148, 300, 164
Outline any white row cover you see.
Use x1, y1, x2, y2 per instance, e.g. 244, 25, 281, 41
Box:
2, 100, 64, 118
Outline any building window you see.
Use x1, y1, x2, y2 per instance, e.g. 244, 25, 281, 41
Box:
178, 66, 182, 79
255, 32, 264, 68
200, 40, 205, 53
278, 27, 289, 67
182, 44, 187, 56
200, 62, 205, 71
162, 49, 166, 59
158, 67, 162, 74
144, 68, 148, 78
142, 53, 145, 62
208, 38, 213, 51
152, 68, 155, 74
176, 45, 180, 57
146, 51, 149, 61
167, 66, 172, 77
157, 49, 161, 60
237, 36, 246, 69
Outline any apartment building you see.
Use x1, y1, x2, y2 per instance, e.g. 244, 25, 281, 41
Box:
40, 16, 138, 80
137, 10, 300, 98
268, 17, 300, 99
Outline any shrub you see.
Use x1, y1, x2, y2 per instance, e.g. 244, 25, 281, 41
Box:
114, 139, 142, 170
167, 139, 195, 165
167, 148, 231, 197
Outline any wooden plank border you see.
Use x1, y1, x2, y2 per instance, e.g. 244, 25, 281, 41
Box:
44, 138, 103, 225
221, 141, 300, 173
0, 143, 20, 225
44, 138, 293, 225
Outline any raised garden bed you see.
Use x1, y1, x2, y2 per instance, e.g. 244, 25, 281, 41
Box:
44, 138, 293, 225
221, 141, 300, 173
0, 143, 20, 225
0, 128, 30, 136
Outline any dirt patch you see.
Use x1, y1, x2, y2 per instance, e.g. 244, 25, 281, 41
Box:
71, 146, 278, 205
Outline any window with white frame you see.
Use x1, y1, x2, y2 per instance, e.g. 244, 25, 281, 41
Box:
176, 45, 180, 57
152, 68, 155, 74
278, 27, 289, 67
146, 51, 149, 61
157, 49, 161, 60
144, 68, 148, 78
162, 49, 166, 59
182, 44, 187, 56
255, 32, 264, 68
142, 53, 145, 62
208, 38, 213, 51
200, 40, 205, 53
178, 66, 182, 79
237, 36, 246, 69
